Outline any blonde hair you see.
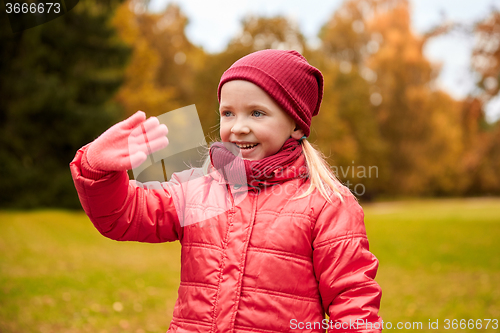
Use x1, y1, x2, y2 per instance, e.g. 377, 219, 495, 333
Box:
202, 139, 346, 204
297, 139, 346, 204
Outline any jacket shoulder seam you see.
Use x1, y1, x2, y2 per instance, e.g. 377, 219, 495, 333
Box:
311, 198, 331, 231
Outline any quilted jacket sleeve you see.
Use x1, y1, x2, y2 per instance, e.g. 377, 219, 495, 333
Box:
312, 193, 382, 333
69, 145, 183, 243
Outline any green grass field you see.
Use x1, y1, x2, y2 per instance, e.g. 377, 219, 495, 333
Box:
1, 198, 499, 332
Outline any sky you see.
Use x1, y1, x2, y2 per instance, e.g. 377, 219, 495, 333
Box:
149, 0, 500, 122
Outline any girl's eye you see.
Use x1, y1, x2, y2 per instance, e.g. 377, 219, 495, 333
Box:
252, 110, 264, 117
221, 111, 232, 117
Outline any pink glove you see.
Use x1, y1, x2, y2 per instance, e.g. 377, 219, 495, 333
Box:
85, 111, 169, 172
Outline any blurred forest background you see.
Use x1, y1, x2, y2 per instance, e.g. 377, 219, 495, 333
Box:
1, 0, 500, 208
1, 1, 499, 332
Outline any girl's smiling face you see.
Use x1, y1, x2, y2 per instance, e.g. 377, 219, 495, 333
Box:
219, 80, 304, 160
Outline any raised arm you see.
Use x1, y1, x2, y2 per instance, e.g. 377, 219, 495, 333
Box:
70, 111, 183, 243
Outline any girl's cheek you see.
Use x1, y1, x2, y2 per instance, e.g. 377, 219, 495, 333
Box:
219, 123, 230, 140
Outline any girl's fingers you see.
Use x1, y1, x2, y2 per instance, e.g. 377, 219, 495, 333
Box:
129, 126, 167, 149
127, 142, 143, 156
148, 136, 169, 153
129, 118, 167, 140
121, 111, 146, 130
130, 125, 144, 139
141, 116, 160, 132
125, 116, 168, 165
129, 151, 148, 169
144, 124, 168, 141
128, 136, 168, 159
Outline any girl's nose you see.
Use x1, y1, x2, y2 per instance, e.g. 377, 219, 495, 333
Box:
231, 118, 250, 134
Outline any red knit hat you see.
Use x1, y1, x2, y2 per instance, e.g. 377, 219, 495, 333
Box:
217, 49, 323, 137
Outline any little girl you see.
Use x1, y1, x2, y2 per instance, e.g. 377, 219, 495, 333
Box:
71, 49, 382, 333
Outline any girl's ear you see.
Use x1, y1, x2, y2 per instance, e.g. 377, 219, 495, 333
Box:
291, 125, 305, 140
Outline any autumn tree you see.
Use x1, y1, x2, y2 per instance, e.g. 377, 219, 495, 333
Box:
473, 11, 500, 100
0, 0, 130, 208
460, 10, 500, 194
368, 0, 464, 195
320, 0, 464, 197
112, 0, 205, 118
318, 0, 389, 197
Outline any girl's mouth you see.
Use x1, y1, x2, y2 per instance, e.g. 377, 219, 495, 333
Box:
235, 143, 259, 150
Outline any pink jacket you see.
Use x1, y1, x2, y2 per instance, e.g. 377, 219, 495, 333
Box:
70, 146, 382, 333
